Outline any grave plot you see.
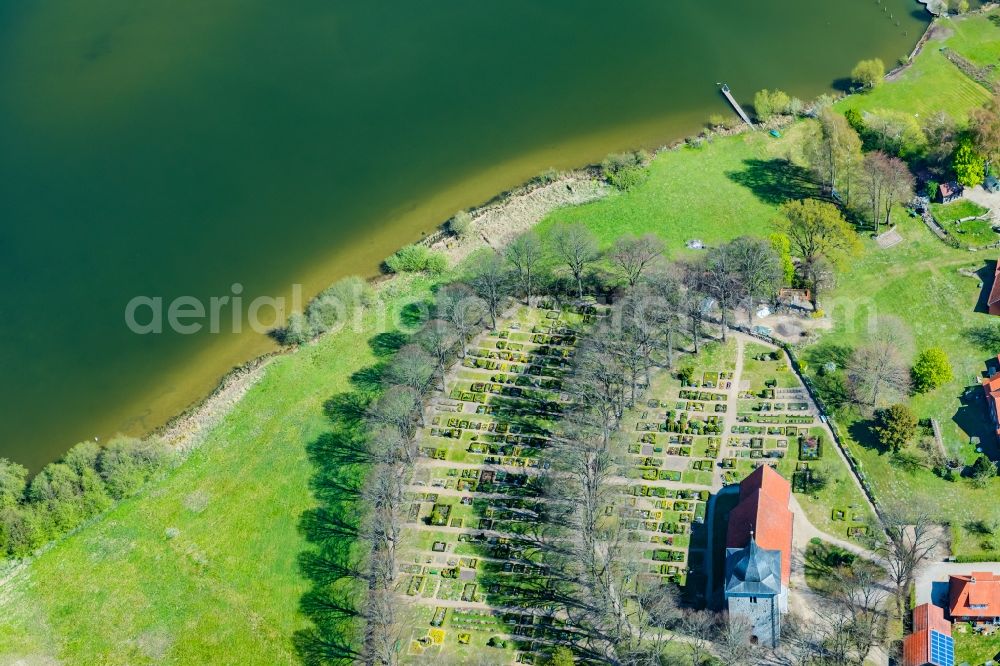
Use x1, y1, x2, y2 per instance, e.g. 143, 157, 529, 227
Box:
618, 340, 737, 590
720, 341, 875, 541
620, 484, 710, 586
400, 302, 598, 663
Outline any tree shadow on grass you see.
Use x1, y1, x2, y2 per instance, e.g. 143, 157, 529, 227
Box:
803, 342, 853, 370
296, 321, 427, 663
964, 322, 1000, 352
350, 363, 388, 394
726, 158, 821, 206
369, 331, 409, 358
972, 261, 997, 316
399, 300, 433, 331
954, 387, 999, 461
294, 415, 367, 665
295, 358, 382, 663
848, 418, 885, 454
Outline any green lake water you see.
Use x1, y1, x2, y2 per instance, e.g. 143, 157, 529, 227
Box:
0, 0, 928, 469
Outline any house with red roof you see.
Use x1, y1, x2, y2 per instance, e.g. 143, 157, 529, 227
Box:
950, 572, 1000, 625
902, 603, 954, 666
724, 465, 793, 648
982, 356, 1000, 436
988, 263, 1000, 316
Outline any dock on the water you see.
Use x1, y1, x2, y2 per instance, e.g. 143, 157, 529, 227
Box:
720, 83, 754, 127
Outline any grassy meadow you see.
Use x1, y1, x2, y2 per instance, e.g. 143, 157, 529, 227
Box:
536, 121, 818, 253
837, 18, 993, 121
0, 276, 435, 665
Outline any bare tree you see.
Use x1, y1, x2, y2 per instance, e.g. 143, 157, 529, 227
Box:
506, 231, 546, 304
416, 319, 459, 387
366, 385, 422, 435
549, 222, 599, 300
641, 271, 684, 369
634, 583, 681, 661
571, 325, 629, 426
366, 423, 413, 466
436, 283, 486, 354
383, 344, 436, 396
701, 246, 742, 341
717, 613, 758, 666
881, 156, 915, 231
730, 236, 782, 326
681, 275, 709, 354
876, 511, 941, 617
923, 111, 959, 176
806, 106, 863, 205
971, 91, 1000, 165
469, 251, 511, 329
858, 151, 914, 235
609, 234, 664, 287
680, 610, 716, 666
358, 464, 408, 666
846, 331, 911, 410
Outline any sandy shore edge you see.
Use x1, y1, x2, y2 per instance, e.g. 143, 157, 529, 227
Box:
155, 170, 611, 453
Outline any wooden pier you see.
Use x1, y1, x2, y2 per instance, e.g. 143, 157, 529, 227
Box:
720, 84, 754, 127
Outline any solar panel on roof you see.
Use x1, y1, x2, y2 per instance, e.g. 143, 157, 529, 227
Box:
929, 630, 954, 666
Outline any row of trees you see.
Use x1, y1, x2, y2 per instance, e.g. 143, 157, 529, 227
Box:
342, 272, 520, 663
822, 90, 1000, 194
537, 281, 697, 664
806, 107, 915, 233
0, 437, 171, 558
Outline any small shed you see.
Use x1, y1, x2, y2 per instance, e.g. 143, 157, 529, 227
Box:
777, 288, 813, 311
939, 181, 964, 204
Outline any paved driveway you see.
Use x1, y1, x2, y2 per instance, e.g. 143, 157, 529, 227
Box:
965, 185, 1000, 223
915, 561, 1000, 607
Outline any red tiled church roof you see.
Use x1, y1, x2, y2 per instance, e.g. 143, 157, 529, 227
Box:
726, 466, 793, 586
982, 357, 1000, 435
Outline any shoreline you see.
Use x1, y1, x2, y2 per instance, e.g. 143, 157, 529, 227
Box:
47, 9, 943, 466
149, 112, 815, 458
153, 168, 611, 454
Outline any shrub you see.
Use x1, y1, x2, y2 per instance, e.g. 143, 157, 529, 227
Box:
97, 437, 171, 500
305, 276, 374, 334
277, 312, 313, 346
873, 404, 917, 453
0, 436, 173, 558
911, 348, 954, 393
753, 89, 791, 122
384, 244, 448, 275
954, 137, 986, 188
424, 252, 448, 275
608, 167, 647, 192
844, 108, 865, 133
602, 151, 650, 191
449, 210, 473, 238
851, 58, 885, 89
972, 455, 998, 488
